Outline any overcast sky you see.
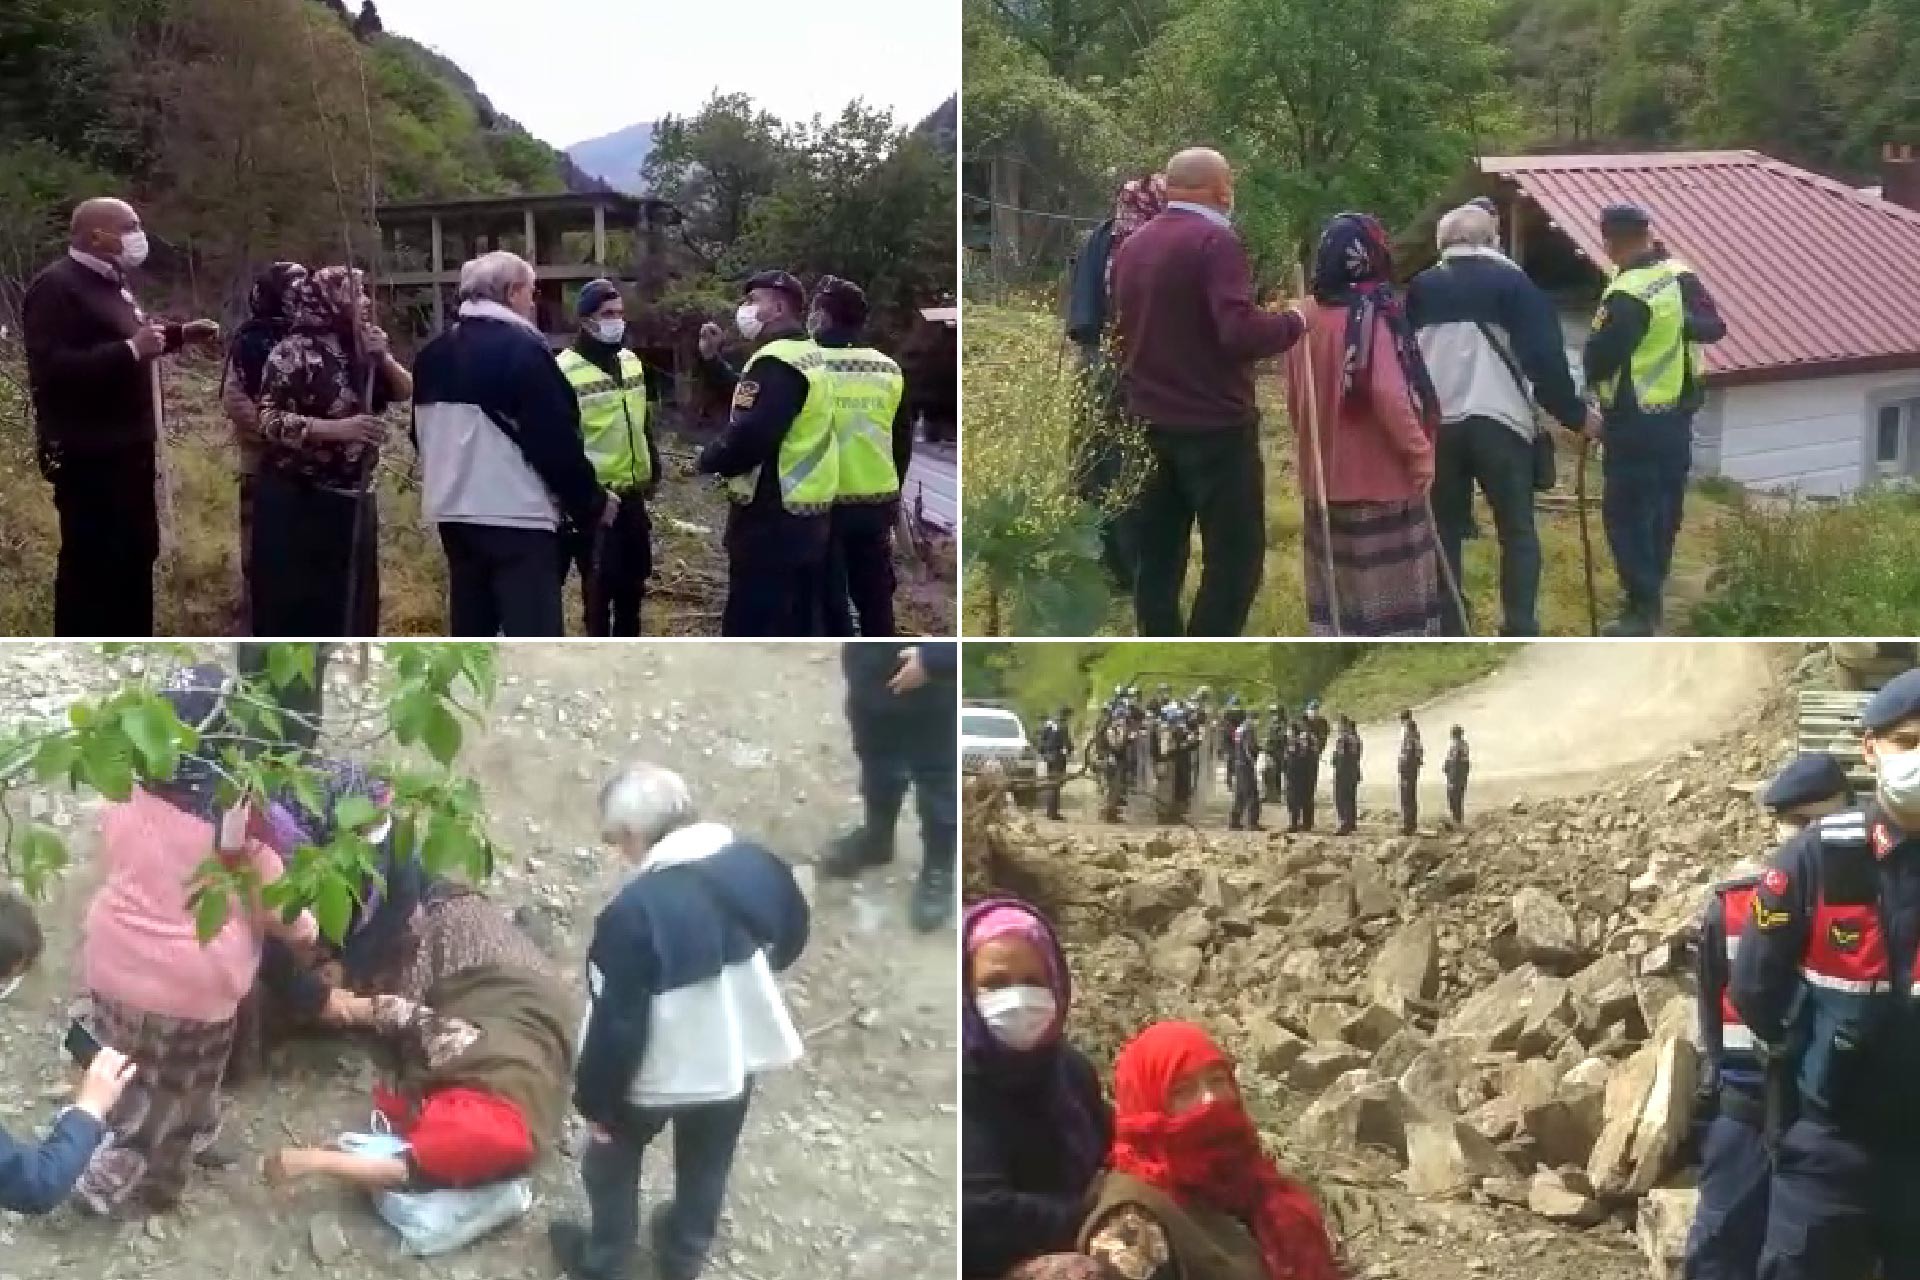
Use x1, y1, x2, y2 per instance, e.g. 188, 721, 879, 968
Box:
370, 0, 958, 148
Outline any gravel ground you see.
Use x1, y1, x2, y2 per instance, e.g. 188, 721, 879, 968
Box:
0, 642, 956, 1280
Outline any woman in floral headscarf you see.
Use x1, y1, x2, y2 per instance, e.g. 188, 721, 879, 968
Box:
221, 260, 306, 622
1283, 212, 1447, 637
254, 265, 413, 636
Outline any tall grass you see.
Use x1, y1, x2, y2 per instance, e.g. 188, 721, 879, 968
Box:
1691, 489, 1920, 635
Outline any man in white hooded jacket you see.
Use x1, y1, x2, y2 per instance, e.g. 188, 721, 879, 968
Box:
550, 765, 809, 1280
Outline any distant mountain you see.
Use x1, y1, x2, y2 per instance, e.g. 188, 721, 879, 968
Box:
568, 122, 658, 194
914, 96, 958, 154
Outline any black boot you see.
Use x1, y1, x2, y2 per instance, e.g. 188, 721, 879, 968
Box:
910, 861, 955, 933
820, 825, 894, 879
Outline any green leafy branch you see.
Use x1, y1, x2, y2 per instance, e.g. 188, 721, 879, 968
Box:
0, 643, 500, 944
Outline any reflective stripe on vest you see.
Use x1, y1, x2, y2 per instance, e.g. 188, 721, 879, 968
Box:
726, 339, 836, 514
1595, 261, 1696, 413
1716, 881, 1761, 1067
556, 348, 653, 490
821, 347, 906, 502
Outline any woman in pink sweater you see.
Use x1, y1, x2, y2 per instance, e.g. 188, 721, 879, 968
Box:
1284, 212, 1450, 636
74, 665, 315, 1214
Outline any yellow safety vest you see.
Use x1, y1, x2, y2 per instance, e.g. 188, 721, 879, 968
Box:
556, 347, 653, 490
726, 338, 836, 514
1594, 260, 1702, 413
820, 346, 906, 503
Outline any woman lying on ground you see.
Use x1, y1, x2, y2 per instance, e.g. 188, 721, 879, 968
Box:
74, 663, 319, 1215
263, 884, 575, 1193
1080, 1021, 1343, 1280
962, 897, 1112, 1280
1285, 212, 1447, 638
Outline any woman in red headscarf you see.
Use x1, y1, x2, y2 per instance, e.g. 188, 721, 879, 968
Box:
1078, 1021, 1342, 1280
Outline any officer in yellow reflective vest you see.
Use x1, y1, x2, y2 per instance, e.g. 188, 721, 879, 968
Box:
808, 276, 911, 637
695, 270, 835, 635
558, 279, 660, 637
1582, 204, 1727, 636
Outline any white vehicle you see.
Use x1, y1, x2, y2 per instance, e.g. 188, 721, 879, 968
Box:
961, 703, 1040, 807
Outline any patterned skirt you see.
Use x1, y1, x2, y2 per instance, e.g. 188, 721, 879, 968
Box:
74, 994, 235, 1214
1303, 499, 1446, 637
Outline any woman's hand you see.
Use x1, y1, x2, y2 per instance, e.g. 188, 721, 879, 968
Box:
305, 415, 387, 447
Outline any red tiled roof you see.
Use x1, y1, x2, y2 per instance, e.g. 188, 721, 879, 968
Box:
1483, 150, 1920, 384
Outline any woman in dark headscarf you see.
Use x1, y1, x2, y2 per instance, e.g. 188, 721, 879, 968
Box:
1079, 1021, 1342, 1280
963, 897, 1112, 1280
254, 265, 413, 636
1283, 212, 1447, 637
222, 261, 306, 625
73, 663, 318, 1213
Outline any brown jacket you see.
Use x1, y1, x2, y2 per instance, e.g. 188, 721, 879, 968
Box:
409, 962, 578, 1154
22, 254, 178, 467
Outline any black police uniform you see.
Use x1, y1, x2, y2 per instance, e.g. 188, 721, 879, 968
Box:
1398, 719, 1423, 836
1284, 724, 1317, 832
1331, 726, 1362, 835
1227, 715, 1262, 831
1730, 672, 1920, 1280
1444, 732, 1470, 824
816, 316, 915, 639
1036, 713, 1072, 821
822, 643, 956, 931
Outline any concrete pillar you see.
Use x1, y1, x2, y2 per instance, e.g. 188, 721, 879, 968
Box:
593, 203, 607, 265
524, 209, 538, 265
429, 214, 444, 330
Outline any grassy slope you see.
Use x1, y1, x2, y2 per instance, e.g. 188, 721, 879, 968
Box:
0, 355, 952, 636
1317, 642, 1517, 721
965, 302, 1732, 637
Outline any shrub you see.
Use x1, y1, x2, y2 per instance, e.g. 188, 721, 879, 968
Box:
1691, 489, 1920, 634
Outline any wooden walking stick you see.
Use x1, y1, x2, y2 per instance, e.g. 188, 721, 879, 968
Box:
1576, 433, 1599, 636
1292, 265, 1342, 636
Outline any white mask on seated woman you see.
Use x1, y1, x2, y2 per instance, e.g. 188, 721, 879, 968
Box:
977, 984, 1057, 1052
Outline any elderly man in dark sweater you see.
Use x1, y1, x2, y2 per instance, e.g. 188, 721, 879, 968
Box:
23, 198, 220, 635
1110, 148, 1306, 637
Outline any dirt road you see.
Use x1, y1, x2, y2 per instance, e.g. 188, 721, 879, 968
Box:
1357, 641, 1784, 807
0, 643, 955, 1280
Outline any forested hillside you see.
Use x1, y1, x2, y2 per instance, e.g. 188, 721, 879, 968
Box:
0, 0, 597, 313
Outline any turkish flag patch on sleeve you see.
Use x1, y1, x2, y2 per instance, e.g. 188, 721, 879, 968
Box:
1763, 868, 1789, 897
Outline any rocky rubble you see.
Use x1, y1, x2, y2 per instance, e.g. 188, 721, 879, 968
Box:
972, 656, 1810, 1279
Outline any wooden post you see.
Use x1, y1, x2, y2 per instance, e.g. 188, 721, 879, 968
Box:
593, 203, 607, 266
429, 213, 444, 331
524, 209, 537, 265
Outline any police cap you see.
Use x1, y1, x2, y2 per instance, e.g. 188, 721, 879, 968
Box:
743, 270, 806, 314
1761, 752, 1850, 811
1599, 203, 1652, 235
1862, 668, 1920, 733
811, 274, 869, 328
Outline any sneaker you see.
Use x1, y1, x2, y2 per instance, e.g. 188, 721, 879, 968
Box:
910, 864, 955, 933
818, 828, 894, 879
549, 1219, 629, 1280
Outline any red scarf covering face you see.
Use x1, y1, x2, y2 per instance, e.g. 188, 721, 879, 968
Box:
1110, 1022, 1342, 1280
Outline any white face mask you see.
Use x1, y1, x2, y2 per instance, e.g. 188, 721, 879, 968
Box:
117, 229, 149, 269
0, 973, 21, 1002
591, 318, 626, 345
364, 815, 393, 845
976, 984, 1057, 1051
735, 302, 764, 341
1875, 744, 1920, 810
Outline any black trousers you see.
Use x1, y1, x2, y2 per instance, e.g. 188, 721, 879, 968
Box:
1333, 771, 1359, 831
574, 497, 653, 637
723, 559, 820, 636
847, 701, 956, 874
1133, 424, 1265, 637
1447, 775, 1468, 824
1399, 773, 1419, 834
250, 468, 378, 637
1286, 768, 1316, 830
439, 522, 564, 636
1229, 770, 1261, 829
1044, 759, 1066, 819
52, 445, 158, 636
821, 502, 898, 637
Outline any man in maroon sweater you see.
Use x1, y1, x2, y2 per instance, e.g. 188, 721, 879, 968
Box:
23, 198, 220, 635
1111, 149, 1304, 636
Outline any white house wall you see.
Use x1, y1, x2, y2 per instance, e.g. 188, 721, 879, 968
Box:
1716, 371, 1920, 497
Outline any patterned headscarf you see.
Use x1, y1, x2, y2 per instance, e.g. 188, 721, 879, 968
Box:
1310, 212, 1440, 432
229, 261, 307, 399
1112, 173, 1169, 248
287, 265, 364, 335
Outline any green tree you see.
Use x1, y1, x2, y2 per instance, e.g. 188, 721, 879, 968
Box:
644, 93, 793, 261
0, 643, 499, 944
1689, 0, 1835, 164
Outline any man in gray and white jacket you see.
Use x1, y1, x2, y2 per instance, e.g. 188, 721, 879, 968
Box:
1407, 202, 1596, 637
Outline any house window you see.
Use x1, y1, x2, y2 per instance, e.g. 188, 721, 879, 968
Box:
1878, 404, 1904, 465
